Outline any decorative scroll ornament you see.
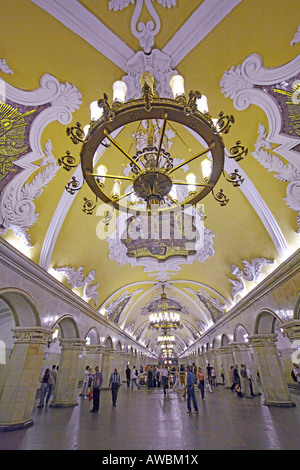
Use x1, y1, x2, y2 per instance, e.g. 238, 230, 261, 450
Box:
54, 266, 99, 306
252, 123, 300, 232
109, 0, 177, 53
0, 140, 59, 246
184, 287, 225, 323
0, 74, 82, 246
229, 257, 275, 301
291, 24, 300, 46
0, 58, 13, 74
103, 289, 143, 325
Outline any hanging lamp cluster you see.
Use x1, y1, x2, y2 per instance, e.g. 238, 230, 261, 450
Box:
61, 71, 247, 215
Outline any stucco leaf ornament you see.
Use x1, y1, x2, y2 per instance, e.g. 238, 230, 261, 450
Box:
109, 0, 177, 53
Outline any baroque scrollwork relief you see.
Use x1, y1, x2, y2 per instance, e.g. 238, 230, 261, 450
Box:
109, 0, 177, 54
229, 257, 274, 301
54, 266, 99, 306
0, 73, 82, 246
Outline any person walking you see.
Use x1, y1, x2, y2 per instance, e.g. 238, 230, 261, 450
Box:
173, 367, 181, 392
240, 364, 251, 398
109, 368, 121, 406
37, 368, 50, 408
230, 365, 236, 391
147, 366, 153, 389
197, 366, 205, 400
131, 366, 140, 389
90, 365, 103, 413
186, 366, 198, 414
45, 365, 57, 405
160, 365, 169, 395
220, 365, 225, 385
126, 365, 131, 388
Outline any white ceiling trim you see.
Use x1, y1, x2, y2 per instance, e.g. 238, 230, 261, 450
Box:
30, 0, 135, 71
186, 126, 289, 259
162, 0, 243, 67
31, 0, 242, 75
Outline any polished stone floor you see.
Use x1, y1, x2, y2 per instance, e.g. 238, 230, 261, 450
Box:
1, 385, 300, 451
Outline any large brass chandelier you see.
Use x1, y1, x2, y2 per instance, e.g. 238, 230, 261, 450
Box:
148, 285, 182, 331
63, 72, 247, 215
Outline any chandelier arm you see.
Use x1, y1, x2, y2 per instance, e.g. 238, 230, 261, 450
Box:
167, 142, 215, 175
103, 129, 144, 172
172, 181, 213, 187
156, 113, 168, 167
111, 189, 134, 204
86, 171, 134, 182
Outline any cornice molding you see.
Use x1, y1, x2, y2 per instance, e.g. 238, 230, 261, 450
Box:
0, 237, 151, 354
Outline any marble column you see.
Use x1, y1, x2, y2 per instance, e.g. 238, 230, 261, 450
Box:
248, 334, 295, 407
51, 337, 86, 408
0, 326, 53, 431
85, 345, 103, 372
230, 342, 261, 395
281, 319, 300, 383
218, 347, 234, 388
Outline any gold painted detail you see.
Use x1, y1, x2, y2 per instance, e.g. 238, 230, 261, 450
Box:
0, 102, 36, 182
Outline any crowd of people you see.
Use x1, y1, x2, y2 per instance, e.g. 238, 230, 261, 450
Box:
37, 360, 300, 415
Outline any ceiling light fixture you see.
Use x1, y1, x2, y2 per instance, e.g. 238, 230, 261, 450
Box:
148, 285, 182, 331
63, 72, 247, 215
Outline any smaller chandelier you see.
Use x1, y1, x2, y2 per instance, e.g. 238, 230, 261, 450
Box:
148, 285, 182, 331
157, 335, 175, 342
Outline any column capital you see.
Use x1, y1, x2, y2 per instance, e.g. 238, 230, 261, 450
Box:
248, 333, 278, 348
11, 326, 54, 345
280, 319, 300, 340
229, 341, 251, 352
59, 337, 86, 351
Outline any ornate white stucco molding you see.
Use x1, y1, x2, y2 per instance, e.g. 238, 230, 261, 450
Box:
229, 257, 275, 301
107, 210, 215, 281
109, 0, 177, 54
54, 266, 99, 306
0, 74, 81, 247
221, 52, 300, 237
291, 24, 300, 46
220, 53, 300, 168
252, 123, 300, 232
0, 58, 13, 74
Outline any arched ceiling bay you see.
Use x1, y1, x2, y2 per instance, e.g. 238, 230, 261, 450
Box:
0, 0, 299, 359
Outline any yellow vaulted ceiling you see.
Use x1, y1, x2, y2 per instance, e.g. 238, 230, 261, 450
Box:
0, 0, 299, 357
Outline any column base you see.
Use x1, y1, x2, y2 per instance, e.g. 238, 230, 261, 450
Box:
263, 400, 296, 408
50, 401, 78, 408
0, 418, 34, 432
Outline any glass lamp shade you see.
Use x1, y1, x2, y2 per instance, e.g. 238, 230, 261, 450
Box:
113, 80, 127, 103
90, 101, 103, 121
140, 71, 155, 93
170, 75, 185, 99
201, 158, 212, 181
97, 164, 107, 186
112, 180, 121, 199
83, 125, 90, 139
196, 94, 209, 114
186, 172, 196, 195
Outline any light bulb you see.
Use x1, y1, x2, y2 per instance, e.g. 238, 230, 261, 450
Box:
90, 101, 103, 121
83, 125, 90, 139
170, 75, 185, 99
196, 94, 209, 114
97, 165, 107, 187
113, 80, 127, 103
186, 172, 196, 195
112, 180, 121, 199
201, 158, 212, 181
